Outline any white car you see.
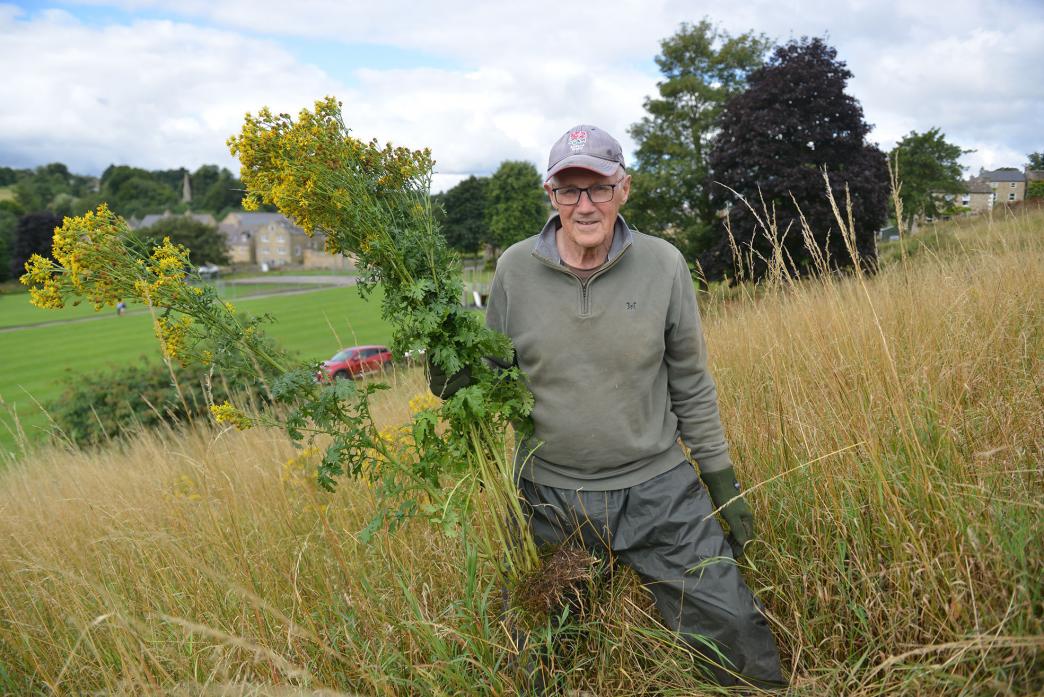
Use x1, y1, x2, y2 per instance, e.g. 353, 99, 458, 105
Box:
197, 263, 221, 278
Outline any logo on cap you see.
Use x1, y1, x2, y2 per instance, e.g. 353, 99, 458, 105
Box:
568, 130, 588, 153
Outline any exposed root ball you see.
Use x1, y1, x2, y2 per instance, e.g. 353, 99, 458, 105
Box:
515, 545, 598, 618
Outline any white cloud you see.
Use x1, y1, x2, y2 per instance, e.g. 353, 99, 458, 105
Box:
341, 64, 652, 179
65, 0, 687, 66
4, 0, 1043, 188
0, 3, 659, 189
0, 6, 340, 174
847, 22, 1044, 172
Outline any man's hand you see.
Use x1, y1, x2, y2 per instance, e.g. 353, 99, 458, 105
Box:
700, 467, 755, 560
426, 354, 472, 399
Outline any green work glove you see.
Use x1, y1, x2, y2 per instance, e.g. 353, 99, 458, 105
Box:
426, 354, 472, 399
700, 466, 755, 560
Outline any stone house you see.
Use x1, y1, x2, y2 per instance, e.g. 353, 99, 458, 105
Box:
955, 179, 995, 214
950, 167, 1044, 215
219, 212, 313, 267
218, 212, 354, 269
217, 215, 255, 264
977, 168, 1026, 204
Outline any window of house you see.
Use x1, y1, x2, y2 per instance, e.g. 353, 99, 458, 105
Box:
1008, 192, 1016, 201
961, 194, 970, 205
261, 234, 268, 242
1010, 182, 1016, 188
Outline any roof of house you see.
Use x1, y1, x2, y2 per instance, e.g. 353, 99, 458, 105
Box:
964, 178, 993, 194
219, 227, 252, 244
137, 214, 164, 228
981, 169, 1025, 183
221, 212, 292, 228
135, 212, 217, 229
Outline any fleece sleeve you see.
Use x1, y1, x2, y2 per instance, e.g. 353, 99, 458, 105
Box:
663, 252, 733, 473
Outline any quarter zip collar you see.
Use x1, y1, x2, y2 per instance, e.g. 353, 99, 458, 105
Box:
531, 214, 635, 316
532, 214, 634, 268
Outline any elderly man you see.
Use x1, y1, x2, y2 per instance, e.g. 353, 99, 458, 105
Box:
433, 125, 785, 689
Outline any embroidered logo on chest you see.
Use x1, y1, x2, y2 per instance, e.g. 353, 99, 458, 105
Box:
626, 301, 637, 311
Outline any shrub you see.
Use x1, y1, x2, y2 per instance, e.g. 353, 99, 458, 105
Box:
47, 359, 273, 447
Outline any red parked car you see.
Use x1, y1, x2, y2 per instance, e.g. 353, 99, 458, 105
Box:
318, 345, 393, 381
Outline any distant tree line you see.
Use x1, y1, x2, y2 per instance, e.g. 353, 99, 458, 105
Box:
0, 163, 245, 281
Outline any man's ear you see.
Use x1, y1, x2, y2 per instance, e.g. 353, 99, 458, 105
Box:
619, 174, 632, 205
544, 181, 559, 211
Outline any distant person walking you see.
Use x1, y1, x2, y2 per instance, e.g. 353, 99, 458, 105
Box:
116, 300, 126, 316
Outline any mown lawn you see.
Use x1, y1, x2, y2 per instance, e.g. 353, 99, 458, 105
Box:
0, 282, 334, 329
225, 268, 357, 278
0, 286, 392, 455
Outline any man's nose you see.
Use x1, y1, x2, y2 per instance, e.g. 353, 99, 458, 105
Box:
576, 189, 597, 210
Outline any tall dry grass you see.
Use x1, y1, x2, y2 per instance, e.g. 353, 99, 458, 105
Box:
705, 207, 1043, 694
0, 209, 1041, 695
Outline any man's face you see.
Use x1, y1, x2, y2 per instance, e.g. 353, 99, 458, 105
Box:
545, 167, 630, 251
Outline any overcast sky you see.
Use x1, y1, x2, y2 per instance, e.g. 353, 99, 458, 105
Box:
2, 0, 1042, 191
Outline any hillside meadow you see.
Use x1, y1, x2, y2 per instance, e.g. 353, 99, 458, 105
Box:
0, 209, 1041, 695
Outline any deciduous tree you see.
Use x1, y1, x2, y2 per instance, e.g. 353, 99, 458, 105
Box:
100, 165, 179, 218
889, 128, 969, 229
627, 19, 770, 257
439, 175, 489, 254
190, 165, 244, 215
486, 161, 548, 253
1027, 152, 1044, 171
0, 167, 27, 187
0, 209, 16, 282
12, 211, 61, 278
14, 163, 93, 213
704, 37, 889, 282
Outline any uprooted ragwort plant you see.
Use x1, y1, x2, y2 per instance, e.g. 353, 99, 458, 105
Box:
22, 96, 538, 577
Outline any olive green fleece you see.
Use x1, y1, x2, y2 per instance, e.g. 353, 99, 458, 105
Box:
486, 214, 733, 490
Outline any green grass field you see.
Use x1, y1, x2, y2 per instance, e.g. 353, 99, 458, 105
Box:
0, 281, 325, 329
0, 285, 392, 455
225, 268, 357, 278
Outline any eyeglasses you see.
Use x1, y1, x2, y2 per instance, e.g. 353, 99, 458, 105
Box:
551, 182, 621, 206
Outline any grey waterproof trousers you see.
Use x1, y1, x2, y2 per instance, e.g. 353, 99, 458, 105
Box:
518, 461, 786, 688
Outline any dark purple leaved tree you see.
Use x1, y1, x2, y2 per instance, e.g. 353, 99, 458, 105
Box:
703, 37, 889, 282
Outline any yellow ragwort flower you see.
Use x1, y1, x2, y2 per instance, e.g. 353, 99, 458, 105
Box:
155, 315, 193, 360
408, 391, 440, 415
210, 401, 252, 430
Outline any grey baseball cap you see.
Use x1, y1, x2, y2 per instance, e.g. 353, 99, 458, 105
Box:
545, 124, 625, 181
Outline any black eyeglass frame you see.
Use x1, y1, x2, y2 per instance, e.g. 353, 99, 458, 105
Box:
550, 182, 622, 206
